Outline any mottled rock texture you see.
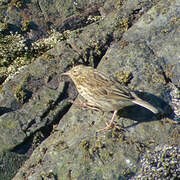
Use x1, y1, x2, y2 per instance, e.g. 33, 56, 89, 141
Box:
0, 0, 179, 179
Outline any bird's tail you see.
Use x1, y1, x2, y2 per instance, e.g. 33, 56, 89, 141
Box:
131, 92, 159, 114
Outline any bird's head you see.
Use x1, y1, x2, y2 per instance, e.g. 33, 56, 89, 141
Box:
61, 65, 86, 80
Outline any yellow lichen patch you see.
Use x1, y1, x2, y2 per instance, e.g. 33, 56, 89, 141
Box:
0, 22, 9, 32
41, 52, 55, 61
86, 15, 102, 24
10, 0, 23, 8
164, 64, 174, 80
14, 82, 27, 103
170, 17, 180, 24
116, 0, 124, 9
161, 29, 168, 33
81, 139, 90, 151
115, 71, 133, 84
21, 20, 32, 32
80, 139, 91, 159
119, 40, 130, 50
0, 29, 65, 84
119, 18, 130, 31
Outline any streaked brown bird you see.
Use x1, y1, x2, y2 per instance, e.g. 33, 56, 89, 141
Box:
62, 65, 159, 132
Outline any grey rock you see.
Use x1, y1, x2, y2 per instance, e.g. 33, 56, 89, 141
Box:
12, 0, 180, 180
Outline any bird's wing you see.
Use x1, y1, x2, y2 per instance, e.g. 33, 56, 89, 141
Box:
86, 70, 133, 100
105, 83, 133, 100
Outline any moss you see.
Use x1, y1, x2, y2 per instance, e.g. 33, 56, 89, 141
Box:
80, 139, 91, 160
14, 82, 28, 103
119, 18, 130, 31
55, 140, 69, 150
116, 0, 124, 9
0, 22, 9, 33
119, 40, 130, 50
21, 20, 32, 32
41, 52, 55, 61
0, 32, 27, 68
62, 29, 82, 39
81, 139, 90, 151
10, 0, 24, 8
86, 15, 102, 24
0, 29, 64, 84
115, 71, 133, 84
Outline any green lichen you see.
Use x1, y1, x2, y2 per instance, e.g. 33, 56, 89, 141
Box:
81, 139, 90, 151
13, 72, 31, 103
14, 82, 28, 103
115, 71, 133, 85
116, 0, 124, 9
80, 139, 91, 160
78, 39, 105, 66
21, 20, 32, 32
10, 0, 24, 8
31, 29, 64, 54
0, 22, 9, 33
0, 32, 27, 65
86, 15, 102, 24
0, 29, 65, 85
63, 29, 82, 39
0, 151, 26, 180
41, 52, 55, 61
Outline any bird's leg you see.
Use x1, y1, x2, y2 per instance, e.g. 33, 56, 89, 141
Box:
97, 110, 118, 132
69, 100, 103, 113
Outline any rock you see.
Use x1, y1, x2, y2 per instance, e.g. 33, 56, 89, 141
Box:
11, 0, 180, 179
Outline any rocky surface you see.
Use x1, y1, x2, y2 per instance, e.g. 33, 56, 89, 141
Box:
0, 0, 179, 179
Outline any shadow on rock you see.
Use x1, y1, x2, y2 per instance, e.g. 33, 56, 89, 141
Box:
117, 91, 172, 125
0, 107, 12, 116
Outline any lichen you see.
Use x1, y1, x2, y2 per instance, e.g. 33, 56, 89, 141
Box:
0, 21, 9, 33
131, 144, 180, 179
0, 32, 27, 65
9, 0, 24, 8
21, 20, 32, 32
169, 83, 180, 120
0, 29, 65, 84
31, 29, 64, 54
14, 82, 28, 103
116, 0, 124, 9
115, 71, 133, 85
86, 15, 102, 24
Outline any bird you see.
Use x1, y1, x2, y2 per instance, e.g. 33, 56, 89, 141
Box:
62, 65, 159, 132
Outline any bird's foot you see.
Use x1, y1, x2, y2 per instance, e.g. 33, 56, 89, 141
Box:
97, 122, 126, 133
96, 122, 116, 133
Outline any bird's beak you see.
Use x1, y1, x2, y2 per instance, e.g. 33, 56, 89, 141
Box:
61, 71, 70, 76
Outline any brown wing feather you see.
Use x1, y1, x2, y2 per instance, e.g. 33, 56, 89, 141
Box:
81, 69, 133, 100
